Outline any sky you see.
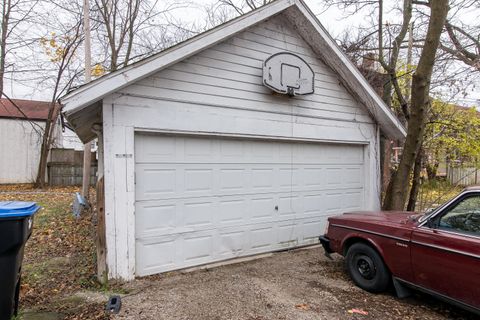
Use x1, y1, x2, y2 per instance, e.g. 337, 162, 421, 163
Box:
6, 0, 342, 100
5, 0, 479, 106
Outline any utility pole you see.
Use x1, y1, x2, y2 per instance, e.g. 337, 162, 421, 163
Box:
83, 0, 107, 281
81, 0, 92, 200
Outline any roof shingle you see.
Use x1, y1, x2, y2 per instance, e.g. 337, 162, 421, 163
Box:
0, 98, 55, 121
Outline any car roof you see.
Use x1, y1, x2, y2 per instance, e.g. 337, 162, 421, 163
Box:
463, 185, 480, 192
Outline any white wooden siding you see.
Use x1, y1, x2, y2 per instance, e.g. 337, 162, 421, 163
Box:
0, 119, 44, 183
0, 119, 62, 184
102, 16, 381, 280
114, 19, 374, 132
0, 118, 63, 184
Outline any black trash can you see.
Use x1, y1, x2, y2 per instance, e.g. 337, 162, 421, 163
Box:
0, 201, 40, 320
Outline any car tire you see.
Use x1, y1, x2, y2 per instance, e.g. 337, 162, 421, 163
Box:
345, 242, 390, 293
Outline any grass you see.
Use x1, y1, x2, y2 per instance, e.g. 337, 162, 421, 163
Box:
416, 179, 463, 213
0, 185, 109, 319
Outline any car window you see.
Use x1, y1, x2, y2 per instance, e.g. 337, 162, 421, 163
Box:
438, 195, 480, 236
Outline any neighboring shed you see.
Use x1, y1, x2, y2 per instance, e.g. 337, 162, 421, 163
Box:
61, 0, 406, 280
0, 98, 63, 183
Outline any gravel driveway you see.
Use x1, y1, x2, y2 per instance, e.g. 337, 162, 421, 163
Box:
114, 246, 475, 320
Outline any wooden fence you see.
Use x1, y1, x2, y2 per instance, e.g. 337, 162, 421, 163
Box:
48, 148, 97, 186
447, 166, 480, 186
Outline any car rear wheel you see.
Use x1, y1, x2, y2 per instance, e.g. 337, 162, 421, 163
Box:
346, 243, 390, 293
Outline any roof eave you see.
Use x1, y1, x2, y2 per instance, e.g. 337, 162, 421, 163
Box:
62, 0, 406, 141
60, 0, 295, 117
287, 0, 406, 140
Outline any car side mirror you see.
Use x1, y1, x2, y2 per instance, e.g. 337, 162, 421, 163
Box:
426, 218, 436, 229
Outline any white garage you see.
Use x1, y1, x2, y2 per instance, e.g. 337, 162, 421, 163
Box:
61, 0, 405, 280
134, 134, 366, 275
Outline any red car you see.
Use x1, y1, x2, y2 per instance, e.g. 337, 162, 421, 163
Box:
320, 187, 480, 315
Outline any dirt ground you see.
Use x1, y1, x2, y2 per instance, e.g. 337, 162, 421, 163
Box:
1, 184, 476, 320
114, 247, 475, 320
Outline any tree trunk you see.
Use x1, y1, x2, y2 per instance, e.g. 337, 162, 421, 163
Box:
407, 148, 423, 211
383, 0, 449, 210
34, 102, 60, 188
380, 135, 393, 197
0, 0, 11, 97
426, 161, 439, 180
382, 79, 392, 108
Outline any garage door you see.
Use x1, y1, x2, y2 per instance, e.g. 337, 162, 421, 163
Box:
134, 134, 365, 276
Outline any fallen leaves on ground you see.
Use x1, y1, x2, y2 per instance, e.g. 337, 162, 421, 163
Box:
348, 308, 369, 315
0, 184, 108, 319
295, 303, 310, 310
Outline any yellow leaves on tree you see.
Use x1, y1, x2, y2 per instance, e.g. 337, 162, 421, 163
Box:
40, 34, 105, 78
91, 63, 105, 77
425, 100, 480, 163
40, 32, 68, 63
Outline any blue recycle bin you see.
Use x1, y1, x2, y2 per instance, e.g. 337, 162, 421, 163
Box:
0, 201, 40, 319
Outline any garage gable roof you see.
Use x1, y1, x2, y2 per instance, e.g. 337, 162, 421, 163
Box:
61, 0, 406, 140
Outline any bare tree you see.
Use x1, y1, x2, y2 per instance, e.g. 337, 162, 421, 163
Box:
1, 0, 41, 97
441, 21, 480, 70
91, 0, 190, 71
323, 0, 480, 210
92, 0, 140, 70
217, 0, 273, 15
378, 0, 412, 117
35, 1, 84, 188
323, 0, 415, 115
0, 0, 11, 97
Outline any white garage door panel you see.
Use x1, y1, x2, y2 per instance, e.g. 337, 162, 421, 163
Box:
135, 190, 364, 238
135, 134, 366, 276
136, 218, 328, 274
135, 164, 364, 201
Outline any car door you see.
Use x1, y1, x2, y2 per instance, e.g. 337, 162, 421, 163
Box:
411, 192, 480, 310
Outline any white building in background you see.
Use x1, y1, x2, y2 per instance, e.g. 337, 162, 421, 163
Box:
62, 127, 85, 151
0, 98, 85, 184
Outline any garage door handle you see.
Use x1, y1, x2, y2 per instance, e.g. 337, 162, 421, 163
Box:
275, 206, 278, 211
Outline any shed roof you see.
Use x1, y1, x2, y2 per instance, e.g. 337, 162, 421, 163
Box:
61, 0, 406, 142
0, 98, 54, 121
